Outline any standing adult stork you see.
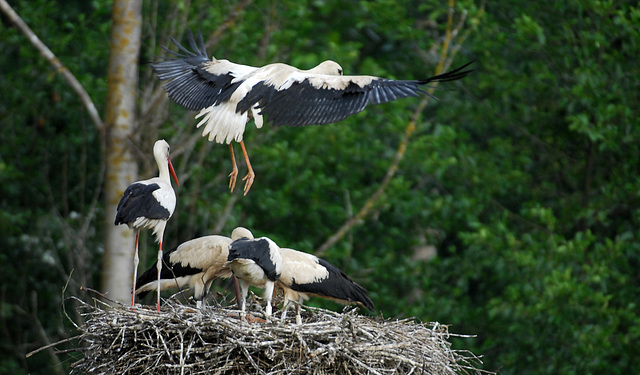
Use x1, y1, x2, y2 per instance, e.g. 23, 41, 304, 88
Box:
114, 139, 180, 311
134, 227, 253, 308
151, 30, 473, 195
226, 230, 283, 320
277, 247, 374, 324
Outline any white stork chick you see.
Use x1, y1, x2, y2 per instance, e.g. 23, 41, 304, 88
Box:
134, 227, 254, 308
226, 231, 283, 320
152, 30, 473, 195
114, 140, 180, 311
278, 248, 374, 324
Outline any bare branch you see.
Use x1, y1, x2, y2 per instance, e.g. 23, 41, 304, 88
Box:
0, 0, 104, 133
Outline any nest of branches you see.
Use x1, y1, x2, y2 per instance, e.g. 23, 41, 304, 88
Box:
65, 295, 485, 375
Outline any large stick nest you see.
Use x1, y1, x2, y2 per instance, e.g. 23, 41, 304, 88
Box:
67, 296, 485, 375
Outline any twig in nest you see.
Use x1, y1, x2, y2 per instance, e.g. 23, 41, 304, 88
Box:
64, 298, 488, 374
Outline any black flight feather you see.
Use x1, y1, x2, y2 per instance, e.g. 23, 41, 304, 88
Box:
153, 30, 473, 129
151, 30, 238, 111
290, 258, 375, 311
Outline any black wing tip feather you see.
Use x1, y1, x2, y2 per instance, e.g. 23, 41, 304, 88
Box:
359, 292, 375, 312
178, 29, 208, 58
136, 290, 150, 300
421, 60, 475, 84
317, 259, 375, 312
151, 29, 232, 111
343, 280, 375, 311
151, 29, 209, 64
339, 278, 375, 312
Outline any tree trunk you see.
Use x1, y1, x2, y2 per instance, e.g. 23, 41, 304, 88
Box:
101, 0, 143, 303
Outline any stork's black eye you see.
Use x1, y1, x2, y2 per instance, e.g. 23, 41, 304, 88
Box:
338, 69, 343, 75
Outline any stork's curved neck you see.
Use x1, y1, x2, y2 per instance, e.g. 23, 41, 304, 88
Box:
155, 152, 171, 182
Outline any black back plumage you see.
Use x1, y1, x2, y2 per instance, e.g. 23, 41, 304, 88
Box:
135, 245, 202, 299
290, 258, 375, 311
114, 183, 170, 225
228, 238, 280, 282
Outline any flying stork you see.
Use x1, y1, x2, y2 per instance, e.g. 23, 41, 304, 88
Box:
134, 227, 253, 308
277, 247, 374, 324
114, 139, 180, 311
226, 230, 283, 320
151, 30, 473, 195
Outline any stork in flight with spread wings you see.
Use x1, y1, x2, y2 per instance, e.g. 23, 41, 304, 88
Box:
152, 30, 472, 195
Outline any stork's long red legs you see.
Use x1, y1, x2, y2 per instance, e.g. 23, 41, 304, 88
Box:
240, 141, 255, 196
228, 144, 239, 193
228, 141, 255, 195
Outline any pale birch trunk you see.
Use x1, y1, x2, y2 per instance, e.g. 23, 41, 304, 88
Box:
102, 0, 143, 303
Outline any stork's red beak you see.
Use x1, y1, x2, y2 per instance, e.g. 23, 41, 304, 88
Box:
168, 158, 180, 186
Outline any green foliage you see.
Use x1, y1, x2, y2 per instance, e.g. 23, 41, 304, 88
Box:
0, 1, 110, 373
2, 0, 639, 374
410, 1, 640, 374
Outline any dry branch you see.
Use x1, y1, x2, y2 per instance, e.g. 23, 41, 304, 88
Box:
0, 0, 104, 132
65, 297, 486, 375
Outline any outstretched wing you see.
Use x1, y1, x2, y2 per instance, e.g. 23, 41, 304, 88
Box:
237, 61, 474, 127
153, 29, 473, 128
151, 30, 257, 112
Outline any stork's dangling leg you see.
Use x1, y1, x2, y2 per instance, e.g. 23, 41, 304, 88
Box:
131, 231, 140, 307
240, 141, 255, 196
228, 144, 239, 193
